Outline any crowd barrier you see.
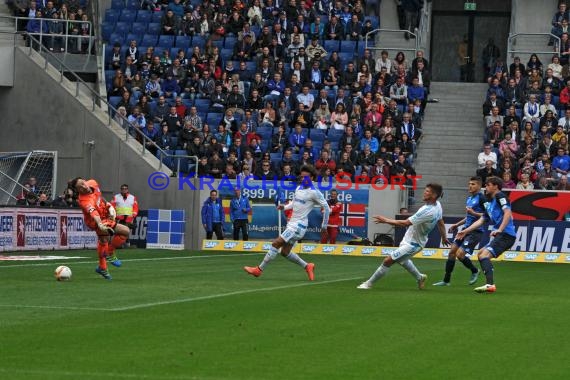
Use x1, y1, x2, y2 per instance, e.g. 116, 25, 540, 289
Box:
202, 240, 570, 264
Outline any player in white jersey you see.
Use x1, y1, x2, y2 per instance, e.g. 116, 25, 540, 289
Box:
244, 165, 331, 280
357, 183, 451, 290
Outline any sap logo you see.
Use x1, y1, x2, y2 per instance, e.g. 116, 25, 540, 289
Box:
565, 255, 570, 262
204, 241, 219, 249
262, 243, 272, 250
361, 247, 375, 255
442, 250, 449, 258
243, 242, 258, 250
381, 248, 395, 255
342, 246, 357, 254
302, 245, 317, 253
422, 250, 436, 257
224, 242, 239, 249
322, 246, 336, 253
524, 253, 539, 261
504, 253, 518, 260
545, 254, 559, 262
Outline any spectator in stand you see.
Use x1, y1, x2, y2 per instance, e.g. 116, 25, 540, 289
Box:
523, 94, 541, 132
501, 172, 517, 189
486, 121, 504, 147
504, 78, 523, 109
550, 2, 569, 45
288, 124, 307, 153
477, 160, 499, 184
485, 106, 504, 130
541, 96, 558, 119
315, 150, 336, 173
555, 174, 570, 190
478, 144, 497, 169
548, 55, 563, 79
161, 9, 179, 35
499, 132, 519, 157
482, 92, 505, 116
516, 173, 535, 190
559, 33, 570, 65
552, 147, 570, 179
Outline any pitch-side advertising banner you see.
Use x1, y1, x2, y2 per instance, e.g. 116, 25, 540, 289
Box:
394, 216, 570, 253
217, 184, 369, 241
202, 240, 570, 264
0, 207, 97, 252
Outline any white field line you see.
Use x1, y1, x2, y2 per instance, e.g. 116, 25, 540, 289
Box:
0, 253, 256, 268
111, 276, 361, 311
0, 276, 361, 312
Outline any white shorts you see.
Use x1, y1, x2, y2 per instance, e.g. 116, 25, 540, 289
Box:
389, 242, 423, 263
280, 222, 307, 244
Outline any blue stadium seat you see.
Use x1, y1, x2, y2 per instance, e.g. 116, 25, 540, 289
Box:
151, 11, 164, 23
206, 113, 223, 126
109, 32, 126, 45
324, 40, 340, 53
105, 9, 120, 23
194, 98, 210, 112
368, 16, 380, 29
114, 21, 130, 35
101, 23, 114, 42
211, 39, 223, 49
152, 46, 164, 58
176, 35, 191, 49
309, 129, 326, 141
257, 129, 272, 141
270, 152, 282, 161
338, 52, 354, 66
136, 10, 152, 23
158, 35, 175, 47
224, 36, 237, 49
126, 33, 142, 45
147, 22, 161, 35
141, 34, 158, 47
131, 22, 147, 35
109, 96, 122, 109
119, 9, 136, 23
191, 35, 206, 49
327, 129, 344, 142
340, 40, 357, 53
126, 0, 141, 9
111, 0, 125, 10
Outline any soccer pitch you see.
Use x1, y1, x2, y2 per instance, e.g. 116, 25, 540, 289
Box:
1, 249, 568, 380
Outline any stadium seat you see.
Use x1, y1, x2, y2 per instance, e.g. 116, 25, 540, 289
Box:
327, 129, 344, 142
105, 9, 120, 23
109, 32, 126, 46
126, 33, 142, 45
126, 0, 141, 9
111, 0, 125, 10
101, 23, 114, 42
131, 22, 147, 36
141, 34, 158, 47
270, 153, 282, 161
192, 35, 206, 49
176, 36, 191, 49
324, 40, 340, 53
147, 22, 161, 35
114, 21, 130, 35
338, 52, 354, 65
194, 99, 210, 112
119, 9, 136, 23
158, 35, 175, 47
309, 129, 326, 142
136, 10, 152, 23
151, 11, 164, 23
206, 113, 223, 126
224, 36, 237, 49
340, 40, 357, 53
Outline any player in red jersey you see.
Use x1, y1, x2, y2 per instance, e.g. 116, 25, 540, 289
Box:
71, 178, 130, 280
321, 189, 343, 244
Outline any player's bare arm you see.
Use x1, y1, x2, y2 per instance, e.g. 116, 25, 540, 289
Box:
373, 215, 412, 227
456, 216, 485, 240
438, 219, 451, 246
448, 217, 466, 233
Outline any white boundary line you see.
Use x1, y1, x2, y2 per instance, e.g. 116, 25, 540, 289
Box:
0, 276, 361, 312
0, 253, 255, 268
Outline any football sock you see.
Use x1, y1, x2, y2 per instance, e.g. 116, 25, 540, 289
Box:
479, 257, 494, 285
367, 263, 390, 284
259, 246, 279, 270
285, 252, 308, 268
97, 242, 108, 270
111, 234, 127, 249
459, 256, 478, 273
443, 258, 456, 283
400, 259, 422, 280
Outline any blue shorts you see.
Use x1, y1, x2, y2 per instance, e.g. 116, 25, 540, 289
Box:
484, 232, 516, 258
453, 230, 483, 256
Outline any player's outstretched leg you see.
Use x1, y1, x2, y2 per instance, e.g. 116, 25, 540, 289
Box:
95, 240, 112, 280
474, 249, 496, 293
459, 255, 480, 285
244, 239, 282, 277
400, 259, 427, 289
106, 224, 129, 267
357, 257, 393, 289
281, 242, 314, 281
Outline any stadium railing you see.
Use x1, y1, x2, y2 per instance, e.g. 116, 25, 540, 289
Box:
507, 33, 560, 62
365, 28, 419, 58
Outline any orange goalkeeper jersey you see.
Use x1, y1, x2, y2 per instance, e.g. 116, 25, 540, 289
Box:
78, 179, 110, 228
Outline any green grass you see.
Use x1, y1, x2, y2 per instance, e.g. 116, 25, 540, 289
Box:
0, 249, 568, 380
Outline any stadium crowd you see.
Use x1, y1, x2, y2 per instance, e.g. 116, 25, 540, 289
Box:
7, 0, 93, 53
102, 0, 428, 184
479, 2, 570, 192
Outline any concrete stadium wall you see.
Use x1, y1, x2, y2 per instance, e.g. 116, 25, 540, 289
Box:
0, 47, 202, 249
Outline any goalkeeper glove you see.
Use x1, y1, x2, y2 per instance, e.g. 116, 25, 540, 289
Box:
107, 203, 116, 221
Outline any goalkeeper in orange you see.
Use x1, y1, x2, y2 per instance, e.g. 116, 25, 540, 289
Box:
71, 177, 130, 280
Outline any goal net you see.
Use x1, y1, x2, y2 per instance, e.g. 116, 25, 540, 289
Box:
0, 151, 58, 205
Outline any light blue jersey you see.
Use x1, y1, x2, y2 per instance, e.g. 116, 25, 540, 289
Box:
403, 201, 443, 247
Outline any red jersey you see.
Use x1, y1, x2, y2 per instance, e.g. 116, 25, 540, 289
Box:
327, 200, 343, 227
78, 179, 110, 229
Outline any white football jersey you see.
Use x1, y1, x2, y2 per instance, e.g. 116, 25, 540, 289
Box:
402, 201, 443, 247
285, 186, 330, 227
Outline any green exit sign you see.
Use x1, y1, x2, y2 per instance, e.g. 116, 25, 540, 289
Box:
464, 2, 476, 11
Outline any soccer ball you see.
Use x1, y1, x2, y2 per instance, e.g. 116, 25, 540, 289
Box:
54, 266, 72, 281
